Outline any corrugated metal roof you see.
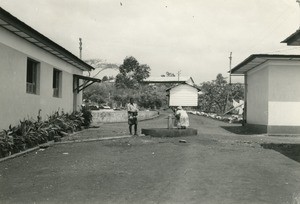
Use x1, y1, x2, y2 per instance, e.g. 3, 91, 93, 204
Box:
144, 76, 194, 84
231, 54, 300, 75
0, 7, 94, 71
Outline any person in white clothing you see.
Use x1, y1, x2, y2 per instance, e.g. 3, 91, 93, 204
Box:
127, 98, 138, 135
175, 106, 189, 129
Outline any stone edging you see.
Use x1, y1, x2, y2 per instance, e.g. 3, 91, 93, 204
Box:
0, 141, 55, 163
0, 135, 133, 163
57, 135, 133, 144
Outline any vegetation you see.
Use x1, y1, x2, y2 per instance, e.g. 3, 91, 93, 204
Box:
198, 74, 244, 114
115, 56, 150, 89
83, 56, 168, 110
84, 57, 244, 114
0, 108, 92, 158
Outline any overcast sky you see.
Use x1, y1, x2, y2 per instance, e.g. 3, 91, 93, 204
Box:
1, 0, 300, 84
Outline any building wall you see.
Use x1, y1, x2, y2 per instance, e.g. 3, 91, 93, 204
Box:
268, 62, 300, 127
246, 64, 269, 125
169, 84, 198, 106
0, 26, 83, 130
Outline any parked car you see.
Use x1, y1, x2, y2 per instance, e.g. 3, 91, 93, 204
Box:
88, 105, 100, 110
100, 105, 111, 109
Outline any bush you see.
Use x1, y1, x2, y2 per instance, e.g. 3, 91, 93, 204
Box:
81, 106, 93, 128
0, 108, 92, 158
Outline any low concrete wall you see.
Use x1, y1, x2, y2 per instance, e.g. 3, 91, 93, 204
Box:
92, 110, 159, 124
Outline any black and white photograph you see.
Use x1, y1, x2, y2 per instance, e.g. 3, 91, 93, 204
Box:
1, 0, 300, 203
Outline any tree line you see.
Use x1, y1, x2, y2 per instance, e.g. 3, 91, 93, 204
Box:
83, 56, 168, 110
83, 56, 244, 113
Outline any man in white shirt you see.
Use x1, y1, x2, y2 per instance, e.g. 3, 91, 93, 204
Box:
127, 98, 138, 135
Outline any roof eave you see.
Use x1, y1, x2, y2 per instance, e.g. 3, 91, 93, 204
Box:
166, 83, 201, 92
0, 7, 94, 71
281, 29, 300, 46
231, 54, 300, 75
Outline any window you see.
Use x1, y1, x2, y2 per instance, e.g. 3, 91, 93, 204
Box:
53, 68, 62, 97
26, 58, 39, 94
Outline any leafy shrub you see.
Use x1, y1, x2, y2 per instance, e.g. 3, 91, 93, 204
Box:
0, 108, 92, 158
81, 106, 93, 128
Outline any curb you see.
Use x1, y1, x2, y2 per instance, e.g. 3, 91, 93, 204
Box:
0, 135, 134, 163
0, 141, 55, 163
57, 135, 133, 144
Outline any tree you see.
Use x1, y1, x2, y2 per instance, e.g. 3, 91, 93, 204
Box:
115, 56, 150, 89
198, 74, 244, 114
161, 71, 175, 77
102, 76, 109, 82
83, 57, 172, 110
84, 58, 119, 78
83, 82, 115, 105
137, 85, 166, 109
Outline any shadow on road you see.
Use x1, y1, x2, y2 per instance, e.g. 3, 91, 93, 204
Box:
261, 143, 300, 163
221, 125, 266, 135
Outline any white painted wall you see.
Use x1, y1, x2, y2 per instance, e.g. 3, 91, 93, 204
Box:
0, 26, 83, 130
268, 63, 300, 126
246, 64, 269, 125
169, 84, 198, 106
269, 102, 300, 126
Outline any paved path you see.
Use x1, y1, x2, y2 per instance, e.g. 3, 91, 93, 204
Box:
1, 112, 300, 204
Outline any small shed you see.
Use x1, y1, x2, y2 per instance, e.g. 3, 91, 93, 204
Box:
231, 54, 300, 135
166, 84, 200, 107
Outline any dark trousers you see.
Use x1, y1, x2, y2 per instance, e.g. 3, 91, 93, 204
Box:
129, 124, 137, 134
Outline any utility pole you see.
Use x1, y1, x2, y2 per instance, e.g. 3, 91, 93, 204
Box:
177, 70, 181, 81
229, 52, 232, 85
224, 52, 232, 114
79, 38, 82, 59
297, 0, 300, 29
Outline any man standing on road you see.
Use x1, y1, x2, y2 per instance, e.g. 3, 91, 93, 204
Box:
127, 98, 139, 135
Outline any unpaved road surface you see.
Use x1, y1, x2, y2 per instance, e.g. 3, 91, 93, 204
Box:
1, 113, 300, 204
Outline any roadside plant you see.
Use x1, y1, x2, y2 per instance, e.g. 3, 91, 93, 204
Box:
81, 106, 93, 128
0, 108, 93, 159
0, 130, 13, 158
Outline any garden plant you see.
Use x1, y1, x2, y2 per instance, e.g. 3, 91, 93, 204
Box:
0, 107, 92, 158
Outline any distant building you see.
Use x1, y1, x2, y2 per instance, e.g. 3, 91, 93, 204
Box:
231, 54, 300, 135
143, 76, 197, 107
281, 29, 300, 46
143, 76, 195, 85
166, 84, 200, 107
0, 7, 100, 130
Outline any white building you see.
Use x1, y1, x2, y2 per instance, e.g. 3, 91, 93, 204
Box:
0, 7, 99, 130
231, 54, 300, 135
166, 84, 200, 107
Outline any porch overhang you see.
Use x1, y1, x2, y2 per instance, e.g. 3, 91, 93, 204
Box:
73, 74, 101, 93
231, 54, 300, 75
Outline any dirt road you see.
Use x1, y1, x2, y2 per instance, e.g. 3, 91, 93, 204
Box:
1, 113, 300, 204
